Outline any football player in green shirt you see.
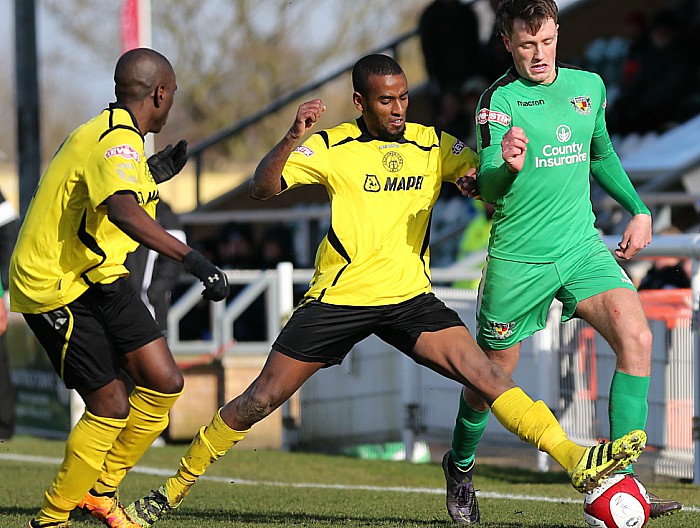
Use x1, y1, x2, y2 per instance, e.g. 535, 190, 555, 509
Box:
443, 0, 681, 523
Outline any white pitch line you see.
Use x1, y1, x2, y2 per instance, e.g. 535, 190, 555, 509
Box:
2, 453, 698, 513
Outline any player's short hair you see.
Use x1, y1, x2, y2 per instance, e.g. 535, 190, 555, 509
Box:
114, 48, 173, 102
496, 0, 558, 38
352, 54, 404, 96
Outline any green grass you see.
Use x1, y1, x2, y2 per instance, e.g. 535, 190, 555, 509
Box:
1, 435, 699, 527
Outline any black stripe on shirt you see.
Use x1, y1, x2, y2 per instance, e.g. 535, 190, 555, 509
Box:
478, 67, 518, 149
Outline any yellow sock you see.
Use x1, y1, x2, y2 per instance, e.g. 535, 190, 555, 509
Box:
93, 386, 181, 495
165, 408, 249, 506
491, 387, 585, 470
34, 411, 126, 524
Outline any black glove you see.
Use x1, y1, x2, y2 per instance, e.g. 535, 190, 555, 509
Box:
147, 139, 188, 184
182, 250, 229, 301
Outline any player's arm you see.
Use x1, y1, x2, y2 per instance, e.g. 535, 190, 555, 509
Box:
590, 134, 649, 217
106, 192, 190, 261
251, 99, 326, 200
590, 131, 652, 259
473, 93, 526, 202
590, 79, 651, 259
439, 131, 479, 195
476, 126, 528, 203
106, 193, 229, 300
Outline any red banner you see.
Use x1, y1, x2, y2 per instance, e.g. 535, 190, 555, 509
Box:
121, 0, 139, 53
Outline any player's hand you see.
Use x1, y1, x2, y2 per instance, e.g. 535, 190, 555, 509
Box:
457, 168, 481, 199
148, 139, 188, 184
615, 214, 652, 260
502, 126, 528, 173
288, 99, 326, 140
182, 250, 230, 301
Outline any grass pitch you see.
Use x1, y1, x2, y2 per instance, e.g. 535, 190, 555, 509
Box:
1, 435, 698, 527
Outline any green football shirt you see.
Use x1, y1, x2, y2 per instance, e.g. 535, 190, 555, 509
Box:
282, 117, 478, 306
476, 65, 649, 263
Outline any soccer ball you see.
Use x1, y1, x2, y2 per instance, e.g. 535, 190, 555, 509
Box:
583, 474, 650, 528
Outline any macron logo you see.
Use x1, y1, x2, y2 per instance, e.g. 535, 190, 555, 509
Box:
105, 145, 141, 162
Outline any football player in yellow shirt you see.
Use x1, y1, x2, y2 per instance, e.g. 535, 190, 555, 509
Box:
13, 48, 229, 528
126, 54, 646, 528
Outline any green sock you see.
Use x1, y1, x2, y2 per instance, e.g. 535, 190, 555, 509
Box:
450, 392, 490, 469
609, 371, 649, 473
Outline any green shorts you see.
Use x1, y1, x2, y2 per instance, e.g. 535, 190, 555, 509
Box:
476, 237, 636, 350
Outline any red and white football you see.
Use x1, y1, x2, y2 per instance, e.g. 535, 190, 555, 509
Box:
583, 474, 651, 528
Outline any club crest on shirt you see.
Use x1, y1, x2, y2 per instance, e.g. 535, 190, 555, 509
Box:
104, 144, 140, 161
364, 174, 381, 192
489, 321, 515, 340
382, 151, 403, 172
570, 96, 592, 116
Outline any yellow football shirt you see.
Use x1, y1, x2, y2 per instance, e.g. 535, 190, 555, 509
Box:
282, 118, 478, 306
10, 104, 159, 313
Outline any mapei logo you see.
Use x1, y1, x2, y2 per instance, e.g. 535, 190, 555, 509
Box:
294, 145, 315, 157
556, 125, 572, 143
364, 174, 425, 192
382, 151, 403, 172
570, 95, 592, 116
104, 144, 140, 161
476, 108, 511, 126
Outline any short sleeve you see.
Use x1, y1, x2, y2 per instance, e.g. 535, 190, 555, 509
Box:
85, 129, 148, 209
439, 131, 479, 183
281, 132, 330, 190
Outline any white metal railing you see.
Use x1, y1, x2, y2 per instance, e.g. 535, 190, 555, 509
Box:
164, 234, 700, 484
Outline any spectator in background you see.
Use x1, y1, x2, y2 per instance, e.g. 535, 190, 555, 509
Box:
258, 225, 295, 270
0, 189, 18, 440
435, 76, 488, 147
638, 227, 691, 291
435, 89, 471, 143
479, 0, 513, 84
607, 9, 695, 135
618, 10, 650, 89
419, 0, 481, 114
125, 200, 185, 335
216, 223, 258, 269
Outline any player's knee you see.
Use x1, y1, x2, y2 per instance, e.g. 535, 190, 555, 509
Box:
142, 369, 184, 395
164, 371, 185, 394
88, 396, 131, 419
621, 324, 652, 358
637, 325, 653, 353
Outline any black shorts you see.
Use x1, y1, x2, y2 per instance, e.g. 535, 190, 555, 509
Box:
273, 292, 465, 365
23, 278, 163, 390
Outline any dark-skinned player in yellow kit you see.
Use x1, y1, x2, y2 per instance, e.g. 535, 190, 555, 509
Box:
11, 48, 229, 528
124, 53, 646, 528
